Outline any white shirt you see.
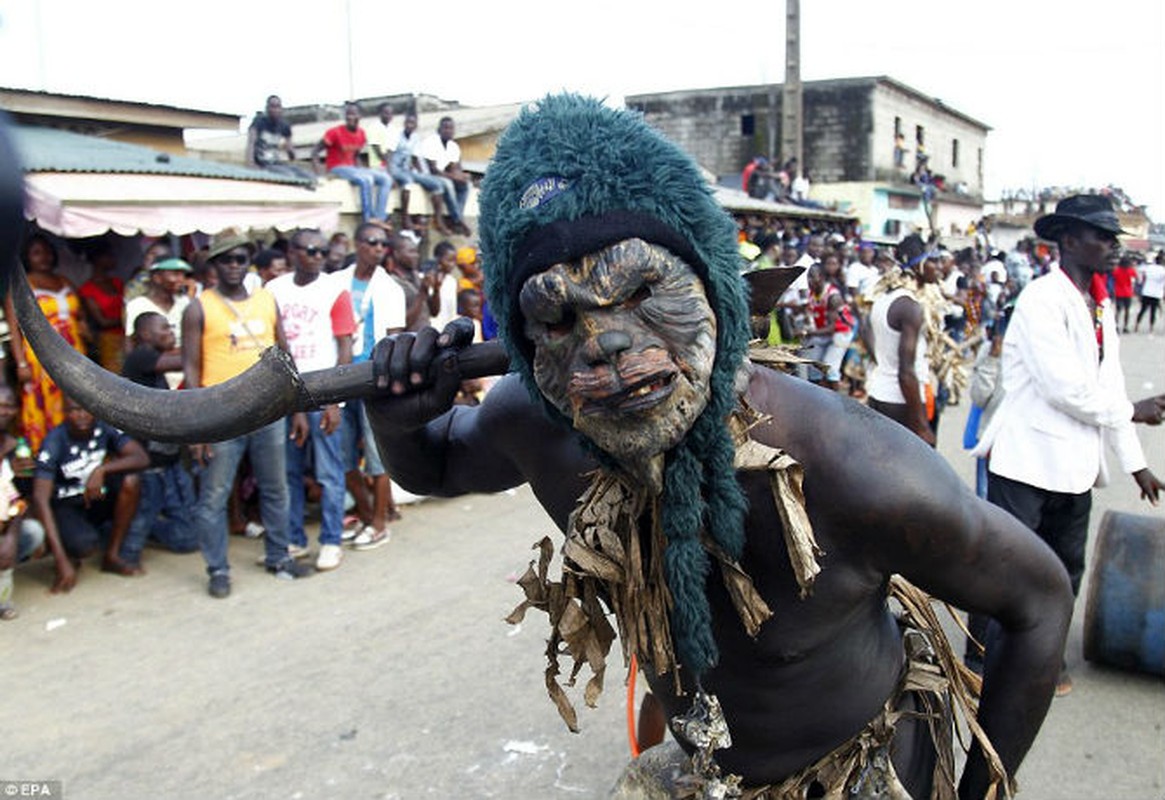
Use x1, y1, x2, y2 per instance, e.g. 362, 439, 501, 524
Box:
420, 134, 461, 172
366, 119, 404, 166
267, 272, 352, 373
845, 260, 877, 297
972, 267, 1145, 492
867, 287, 929, 404
1139, 262, 1165, 299
430, 272, 460, 331
334, 263, 408, 359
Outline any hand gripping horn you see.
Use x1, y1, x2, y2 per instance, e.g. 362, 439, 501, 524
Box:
0, 115, 508, 444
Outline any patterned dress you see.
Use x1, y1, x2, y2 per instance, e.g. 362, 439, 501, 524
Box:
21, 283, 86, 450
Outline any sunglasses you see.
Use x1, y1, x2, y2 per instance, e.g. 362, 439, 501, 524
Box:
214, 254, 249, 266
293, 245, 328, 257
360, 238, 389, 247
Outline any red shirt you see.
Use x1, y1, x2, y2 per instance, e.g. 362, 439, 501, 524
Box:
322, 125, 367, 171
1112, 265, 1138, 299
808, 283, 854, 333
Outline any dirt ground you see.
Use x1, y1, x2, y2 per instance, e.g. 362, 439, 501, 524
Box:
3, 332, 1163, 800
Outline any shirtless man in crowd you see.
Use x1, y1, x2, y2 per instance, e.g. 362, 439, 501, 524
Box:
364, 96, 1071, 798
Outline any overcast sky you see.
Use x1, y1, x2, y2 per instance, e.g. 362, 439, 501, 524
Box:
2, 0, 1162, 217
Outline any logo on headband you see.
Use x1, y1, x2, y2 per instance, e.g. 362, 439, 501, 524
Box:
519, 176, 572, 210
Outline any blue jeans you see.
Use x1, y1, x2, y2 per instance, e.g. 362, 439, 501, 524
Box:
286, 411, 345, 548
341, 399, 384, 477
123, 462, 200, 563
330, 166, 392, 222
387, 166, 446, 198
195, 420, 290, 575
435, 175, 469, 223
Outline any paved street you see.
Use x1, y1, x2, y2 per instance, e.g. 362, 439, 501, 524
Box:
3, 331, 1163, 800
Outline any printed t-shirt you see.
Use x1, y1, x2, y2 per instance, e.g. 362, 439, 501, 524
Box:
266, 273, 356, 372
35, 423, 132, 501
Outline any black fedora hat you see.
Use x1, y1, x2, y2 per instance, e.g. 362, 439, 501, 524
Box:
1033, 194, 1128, 240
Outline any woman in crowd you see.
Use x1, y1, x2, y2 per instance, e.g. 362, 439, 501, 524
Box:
4, 233, 89, 450
78, 239, 126, 372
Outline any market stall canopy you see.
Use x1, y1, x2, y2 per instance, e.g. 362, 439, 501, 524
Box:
13, 126, 340, 238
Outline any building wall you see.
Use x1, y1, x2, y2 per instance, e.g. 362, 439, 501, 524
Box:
870, 83, 987, 196
630, 89, 770, 179
800, 83, 874, 184
630, 78, 985, 193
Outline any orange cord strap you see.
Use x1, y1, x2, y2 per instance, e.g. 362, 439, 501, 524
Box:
627, 652, 641, 757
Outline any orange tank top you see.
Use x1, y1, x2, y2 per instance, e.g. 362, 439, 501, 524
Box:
199, 288, 278, 387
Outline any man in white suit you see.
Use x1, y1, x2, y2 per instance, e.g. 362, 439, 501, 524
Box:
971, 194, 1165, 694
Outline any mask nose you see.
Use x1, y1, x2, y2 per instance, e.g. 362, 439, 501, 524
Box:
584, 329, 632, 366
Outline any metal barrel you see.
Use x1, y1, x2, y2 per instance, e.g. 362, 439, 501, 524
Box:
1083, 510, 1165, 677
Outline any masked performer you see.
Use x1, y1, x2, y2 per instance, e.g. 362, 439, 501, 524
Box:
363, 96, 1070, 799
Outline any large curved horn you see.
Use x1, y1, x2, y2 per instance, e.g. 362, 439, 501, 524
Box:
11, 261, 308, 442
10, 262, 508, 443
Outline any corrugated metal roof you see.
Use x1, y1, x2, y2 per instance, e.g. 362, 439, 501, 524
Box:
11, 126, 311, 186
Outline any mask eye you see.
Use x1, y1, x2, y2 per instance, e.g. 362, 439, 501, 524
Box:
622, 284, 651, 310
545, 309, 576, 337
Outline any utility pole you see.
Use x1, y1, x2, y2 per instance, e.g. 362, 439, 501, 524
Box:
345, 0, 356, 101
781, 0, 803, 174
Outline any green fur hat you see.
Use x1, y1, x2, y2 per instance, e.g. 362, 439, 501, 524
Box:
479, 94, 751, 677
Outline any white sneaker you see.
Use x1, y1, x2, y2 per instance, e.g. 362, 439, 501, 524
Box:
316, 544, 343, 571
287, 543, 312, 560
243, 521, 265, 539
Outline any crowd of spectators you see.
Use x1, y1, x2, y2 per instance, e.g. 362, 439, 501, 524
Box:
249, 95, 473, 235
0, 221, 492, 612
735, 217, 1162, 445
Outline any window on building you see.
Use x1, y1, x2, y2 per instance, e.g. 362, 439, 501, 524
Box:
741, 114, 755, 136
887, 194, 921, 211
952, 139, 959, 168
915, 125, 925, 146
894, 116, 902, 137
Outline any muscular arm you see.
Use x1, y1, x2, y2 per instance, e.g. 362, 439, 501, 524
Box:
366, 370, 531, 497
827, 395, 1069, 798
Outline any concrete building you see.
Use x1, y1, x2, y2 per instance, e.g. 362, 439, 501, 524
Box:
627, 76, 990, 244
0, 86, 238, 153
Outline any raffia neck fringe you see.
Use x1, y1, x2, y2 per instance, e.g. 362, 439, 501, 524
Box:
505, 401, 822, 731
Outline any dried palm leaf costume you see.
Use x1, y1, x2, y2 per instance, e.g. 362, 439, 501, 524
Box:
478, 95, 1009, 799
